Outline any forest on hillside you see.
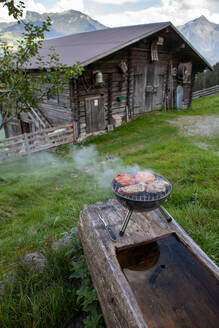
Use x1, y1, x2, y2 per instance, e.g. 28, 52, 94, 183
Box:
193, 62, 219, 91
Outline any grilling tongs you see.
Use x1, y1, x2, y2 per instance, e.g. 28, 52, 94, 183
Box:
96, 209, 117, 242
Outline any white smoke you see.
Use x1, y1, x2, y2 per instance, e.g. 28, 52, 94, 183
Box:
8, 144, 153, 189
27, 150, 63, 171
72, 145, 153, 189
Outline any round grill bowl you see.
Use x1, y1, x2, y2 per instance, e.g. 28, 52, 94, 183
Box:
112, 174, 172, 212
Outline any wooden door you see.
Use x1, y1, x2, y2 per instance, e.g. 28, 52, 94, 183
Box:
85, 96, 105, 133
133, 62, 167, 114
145, 62, 167, 111
133, 64, 147, 115
153, 62, 167, 110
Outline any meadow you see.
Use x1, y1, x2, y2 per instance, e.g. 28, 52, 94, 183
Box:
0, 95, 218, 327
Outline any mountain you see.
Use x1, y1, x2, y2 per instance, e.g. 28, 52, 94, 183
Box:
0, 10, 106, 43
178, 15, 219, 65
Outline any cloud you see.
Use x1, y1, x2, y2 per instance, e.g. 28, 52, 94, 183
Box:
0, 5, 14, 22
94, 0, 219, 27
206, 0, 219, 11
93, 0, 140, 4
25, 0, 47, 13
0, 0, 218, 25
50, 0, 84, 13
0, 0, 85, 22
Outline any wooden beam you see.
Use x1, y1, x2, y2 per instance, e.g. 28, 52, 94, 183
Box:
73, 78, 80, 137
107, 73, 113, 125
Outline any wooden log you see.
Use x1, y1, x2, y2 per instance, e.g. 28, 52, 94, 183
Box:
78, 199, 219, 328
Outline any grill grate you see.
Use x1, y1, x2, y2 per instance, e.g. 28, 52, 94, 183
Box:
112, 174, 172, 202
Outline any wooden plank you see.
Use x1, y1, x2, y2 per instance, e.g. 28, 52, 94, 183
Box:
26, 132, 73, 147
0, 134, 25, 143
192, 85, 219, 99
0, 123, 75, 160
0, 139, 25, 149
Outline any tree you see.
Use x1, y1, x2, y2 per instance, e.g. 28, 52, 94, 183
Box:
0, 0, 25, 20
193, 62, 219, 91
0, 0, 84, 131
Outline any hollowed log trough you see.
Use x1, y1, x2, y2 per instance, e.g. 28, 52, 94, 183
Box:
78, 199, 219, 328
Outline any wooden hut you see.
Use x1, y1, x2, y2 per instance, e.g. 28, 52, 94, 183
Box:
4, 22, 212, 139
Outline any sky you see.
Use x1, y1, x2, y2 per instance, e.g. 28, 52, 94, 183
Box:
0, 0, 219, 26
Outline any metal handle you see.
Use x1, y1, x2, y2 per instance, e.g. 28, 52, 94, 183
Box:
95, 207, 117, 242
106, 225, 117, 242
119, 209, 133, 236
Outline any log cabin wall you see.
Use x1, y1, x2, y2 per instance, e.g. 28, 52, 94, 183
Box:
4, 117, 23, 138
73, 32, 193, 140
38, 82, 73, 126
74, 49, 130, 139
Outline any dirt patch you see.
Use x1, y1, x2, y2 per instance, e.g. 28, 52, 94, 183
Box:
194, 142, 219, 156
167, 115, 219, 138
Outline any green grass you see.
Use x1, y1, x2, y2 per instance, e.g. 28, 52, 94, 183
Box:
0, 250, 79, 328
0, 95, 219, 327
0, 155, 111, 275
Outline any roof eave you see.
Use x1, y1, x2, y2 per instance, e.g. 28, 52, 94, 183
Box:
169, 22, 213, 71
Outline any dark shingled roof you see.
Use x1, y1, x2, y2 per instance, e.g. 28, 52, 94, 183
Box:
30, 22, 212, 70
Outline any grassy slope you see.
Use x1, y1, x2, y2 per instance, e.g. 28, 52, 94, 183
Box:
0, 95, 218, 327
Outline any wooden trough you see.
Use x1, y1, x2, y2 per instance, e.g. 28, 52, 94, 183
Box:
78, 199, 219, 328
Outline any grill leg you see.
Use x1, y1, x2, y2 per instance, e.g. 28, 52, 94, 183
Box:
119, 209, 133, 236
160, 206, 173, 223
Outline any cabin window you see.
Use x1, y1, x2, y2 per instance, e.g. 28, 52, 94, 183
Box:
20, 120, 32, 134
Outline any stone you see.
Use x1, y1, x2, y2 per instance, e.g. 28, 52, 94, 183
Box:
52, 227, 78, 251
24, 252, 47, 271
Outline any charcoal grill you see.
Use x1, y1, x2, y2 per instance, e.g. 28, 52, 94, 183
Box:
112, 174, 172, 236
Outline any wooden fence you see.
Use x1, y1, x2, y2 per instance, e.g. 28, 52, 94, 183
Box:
0, 123, 77, 161
192, 85, 219, 100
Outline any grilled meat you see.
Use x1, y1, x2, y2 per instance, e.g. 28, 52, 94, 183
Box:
119, 183, 146, 194
145, 180, 169, 193
135, 171, 155, 184
115, 174, 136, 186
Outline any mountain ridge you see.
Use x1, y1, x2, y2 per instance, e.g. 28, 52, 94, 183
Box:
177, 15, 219, 64
0, 9, 107, 41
